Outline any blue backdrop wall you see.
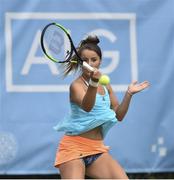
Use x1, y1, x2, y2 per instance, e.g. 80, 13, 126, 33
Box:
0, 0, 174, 174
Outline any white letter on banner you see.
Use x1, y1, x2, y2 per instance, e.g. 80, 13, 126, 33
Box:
88, 29, 119, 74
21, 30, 59, 75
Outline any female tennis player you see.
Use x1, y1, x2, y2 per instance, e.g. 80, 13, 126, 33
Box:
54, 35, 150, 179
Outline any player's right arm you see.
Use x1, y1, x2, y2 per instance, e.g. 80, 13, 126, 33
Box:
70, 80, 97, 112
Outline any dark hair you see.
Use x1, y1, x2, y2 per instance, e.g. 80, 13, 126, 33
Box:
62, 35, 102, 76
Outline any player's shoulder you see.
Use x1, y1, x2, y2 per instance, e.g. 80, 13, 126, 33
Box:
70, 78, 83, 91
69, 77, 86, 103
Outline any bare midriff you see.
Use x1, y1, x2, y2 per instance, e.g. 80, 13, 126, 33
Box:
79, 126, 103, 140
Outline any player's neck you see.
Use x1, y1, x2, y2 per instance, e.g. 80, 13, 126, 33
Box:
81, 74, 90, 87
81, 74, 90, 82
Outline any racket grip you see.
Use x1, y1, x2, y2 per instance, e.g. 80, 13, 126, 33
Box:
82, 61, 94, 72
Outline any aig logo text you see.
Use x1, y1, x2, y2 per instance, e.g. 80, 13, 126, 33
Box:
5, 13, 138, 92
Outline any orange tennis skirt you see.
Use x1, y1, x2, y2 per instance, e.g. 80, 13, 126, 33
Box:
54, 135, 110, 168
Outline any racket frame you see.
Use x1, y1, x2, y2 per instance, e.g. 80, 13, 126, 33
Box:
41, 22, 94, 72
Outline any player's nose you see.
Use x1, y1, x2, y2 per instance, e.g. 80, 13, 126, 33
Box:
88, 59, 93, 66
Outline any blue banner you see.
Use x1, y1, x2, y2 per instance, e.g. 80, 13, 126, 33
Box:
0, 0, 174, 174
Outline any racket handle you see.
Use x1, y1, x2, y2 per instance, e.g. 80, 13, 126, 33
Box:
82, 61, 94, 72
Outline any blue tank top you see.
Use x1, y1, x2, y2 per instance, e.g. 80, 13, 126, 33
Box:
53, 86, 118, 138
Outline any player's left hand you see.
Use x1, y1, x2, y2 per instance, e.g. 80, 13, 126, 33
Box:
127, 80, 150, 95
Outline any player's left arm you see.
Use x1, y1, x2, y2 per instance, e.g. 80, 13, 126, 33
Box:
107, 84, 131, 121
107, 80, 150, 121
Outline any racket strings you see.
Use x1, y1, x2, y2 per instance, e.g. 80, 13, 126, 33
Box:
43, 25, 72, 63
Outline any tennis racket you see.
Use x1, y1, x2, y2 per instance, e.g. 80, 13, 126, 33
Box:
40, 22, 94, 72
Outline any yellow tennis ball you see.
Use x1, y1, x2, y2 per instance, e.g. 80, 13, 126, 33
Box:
99, 75, 110, 85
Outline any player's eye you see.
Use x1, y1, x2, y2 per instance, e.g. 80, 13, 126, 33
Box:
82, 58, 88, 62
91, 58, 97, 62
